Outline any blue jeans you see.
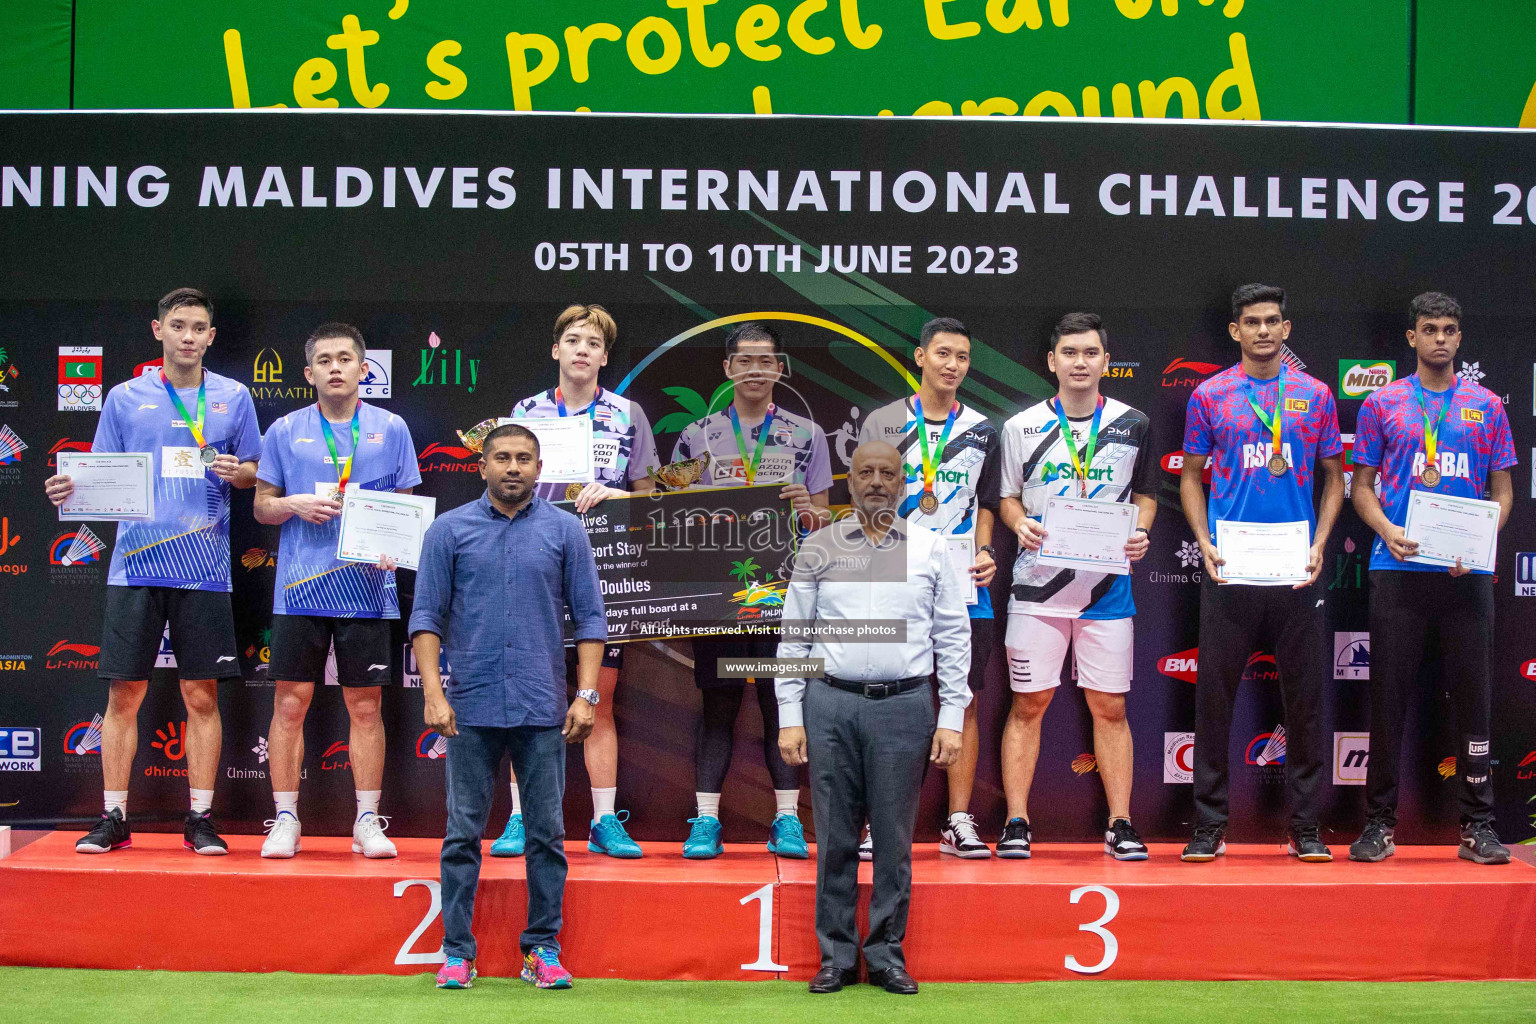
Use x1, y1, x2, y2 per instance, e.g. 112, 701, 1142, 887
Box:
440, 723, 567, 960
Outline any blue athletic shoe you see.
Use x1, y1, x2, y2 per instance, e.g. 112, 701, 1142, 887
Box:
588, 810, 644, 858
490, 813, 524, 857
682, 815, 724, 859
767, 813, 809, 859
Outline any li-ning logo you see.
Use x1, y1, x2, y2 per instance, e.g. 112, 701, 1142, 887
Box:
418, 441, 479, 473
1160, 358, 1220, 388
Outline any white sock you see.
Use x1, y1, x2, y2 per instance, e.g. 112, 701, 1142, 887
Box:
696, 792, 721, 820
592, 786, 617, 819
509, 781, 522, 815
273, 791, 299, 820
189, 788, 213, 815
104, 790, 127, 818
774, 789, 799, 818
356, 789, 381, 822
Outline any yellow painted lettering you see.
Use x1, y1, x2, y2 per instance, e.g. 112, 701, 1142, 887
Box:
293, 57, 340, 108
325, 14, 389, 107
789, 0, 835, 55
985, 0, 1042, 32
839, 0, 882, 48
667, 0, 729, 68
223, 29, 287, 108
1138, 76, 1199, 118
1205, 33, 1260, 120
627, 16, 683, 75
505, 32, 560, 110
925, 0, 981, 40
425, 40, 467, 101
1022, 90, 1076, 116
563, 23, 622, 83
736, 5, 782, 62
960, 97, 1019, 115
913, 100, 955, 115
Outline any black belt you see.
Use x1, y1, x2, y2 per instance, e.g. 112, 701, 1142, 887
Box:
822, 675, 929, 700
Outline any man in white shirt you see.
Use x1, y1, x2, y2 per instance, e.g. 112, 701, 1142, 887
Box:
776, 442, 971, 996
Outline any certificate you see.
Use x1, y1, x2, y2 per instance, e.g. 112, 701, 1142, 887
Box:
1215, 520, 1310, 585
1037, 495, 1137, 576
335, 491, 437, 571
57, 452, 154, 521
1403, 491, 1499, 571
498, 416, 593, 483
946, 536, 978, 605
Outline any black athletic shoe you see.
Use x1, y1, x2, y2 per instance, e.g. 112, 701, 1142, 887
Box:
183, 810, 229, 856
1286, 824, 1333, 862
76, 808, 131, 854
996, 817, 1032, 859
1458, 821, 1511, 865
1104, 819, 1149, 861
940, 813, 992, 859
1181, 823, 1226, 862
1348, 820, 1395, 862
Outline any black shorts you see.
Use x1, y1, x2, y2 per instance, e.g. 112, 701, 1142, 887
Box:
269, 614, 394, 687
692, 635, 780, 689
98, 585, 241, 682
565, 642, 624, 674
967, 615, 995, 693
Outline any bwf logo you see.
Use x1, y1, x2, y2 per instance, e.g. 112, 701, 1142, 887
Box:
1516, 552, 1536, 597
1333, 733, 1369, 786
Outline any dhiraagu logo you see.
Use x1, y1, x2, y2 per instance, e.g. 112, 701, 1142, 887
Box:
1338, 359, 1395, 399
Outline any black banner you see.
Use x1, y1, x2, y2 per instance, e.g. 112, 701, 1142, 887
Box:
1, 111, 1534, 846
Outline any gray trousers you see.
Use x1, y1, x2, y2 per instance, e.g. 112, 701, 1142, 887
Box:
805, 680, 935, 973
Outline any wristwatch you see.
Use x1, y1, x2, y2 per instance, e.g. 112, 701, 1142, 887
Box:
978, 544, 996, 557
1133, 527, 1150, 536
577, 689, 601, 706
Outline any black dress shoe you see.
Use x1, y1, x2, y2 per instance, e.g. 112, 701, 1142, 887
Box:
808, 966, 858, 993
868, 967, 919, 994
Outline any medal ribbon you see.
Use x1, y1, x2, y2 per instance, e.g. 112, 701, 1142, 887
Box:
159, 370, 208, 449
1051, 396, 1104, 496
729, 403, 775, 485
1412, 375, 1455, 477
914, 397, 961, 503
555, 386, 601, 419
1245, 368, 1285, 469
319, 401, 362, 495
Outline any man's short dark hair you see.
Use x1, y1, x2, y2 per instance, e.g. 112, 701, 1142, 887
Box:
919, 317, 970, 348
1049, 312, 1108, 353
725, 321, 781, 355
305, 322, 367, 365
158, 287, 212, 322
483, 423, 539, 457
1231, 283, 1286, 322
1410, 291, 1462, 326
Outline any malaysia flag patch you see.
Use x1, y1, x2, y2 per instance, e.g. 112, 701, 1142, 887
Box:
366, 432, 385, 443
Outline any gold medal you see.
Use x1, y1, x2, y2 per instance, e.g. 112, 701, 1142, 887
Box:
1267, 453, 1288, 477
1420, 466, 1441, 487
918, 492, 938, 514
565, 483, 584, 501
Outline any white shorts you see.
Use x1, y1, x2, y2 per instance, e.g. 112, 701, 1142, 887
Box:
1005, 614, 1133, 694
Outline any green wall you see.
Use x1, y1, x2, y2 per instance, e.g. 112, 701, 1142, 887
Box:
3, 1, 1534, 126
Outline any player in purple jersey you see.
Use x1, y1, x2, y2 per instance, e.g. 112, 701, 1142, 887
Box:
674, 322, 831, 861
499, 304, 659, 860
46, 288, 262, 857
254, 324, 421, 860
1348, 292, 1515, 865
1179, 284, 1345, 863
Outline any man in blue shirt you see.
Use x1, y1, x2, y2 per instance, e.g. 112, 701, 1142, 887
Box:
254, 323, 421, 860
46, 287, 262, 857
409, 423, 606, 992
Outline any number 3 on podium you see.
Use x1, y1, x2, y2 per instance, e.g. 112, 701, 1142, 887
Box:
1065, 885, 1120, 974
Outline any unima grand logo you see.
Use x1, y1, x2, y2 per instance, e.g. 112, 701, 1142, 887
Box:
1160, 358, 1221, 388
419, 441, 480, 473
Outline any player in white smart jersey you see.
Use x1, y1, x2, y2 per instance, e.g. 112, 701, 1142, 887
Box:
997, 313, 1158, 861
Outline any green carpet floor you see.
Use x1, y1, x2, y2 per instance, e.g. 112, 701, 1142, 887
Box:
3, 969, 1533, 1024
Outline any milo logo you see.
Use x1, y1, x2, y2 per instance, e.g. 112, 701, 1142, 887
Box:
1338, 359, 1395, 399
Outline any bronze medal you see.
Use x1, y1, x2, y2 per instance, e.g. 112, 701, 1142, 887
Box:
565, 483, 584, 501
1420, 466, 1441, 487
918, 492, 938, 514
1267, 453, 1288, 477
330, 488, 345, 502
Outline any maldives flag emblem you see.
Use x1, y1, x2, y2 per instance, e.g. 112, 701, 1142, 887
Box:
58, 346, 103, 412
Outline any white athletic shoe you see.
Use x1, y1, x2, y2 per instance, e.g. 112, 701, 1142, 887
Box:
940, 812, 993, 859
261, 815, 302, 859
353, 814, 398, 858
858, 823, 873, 862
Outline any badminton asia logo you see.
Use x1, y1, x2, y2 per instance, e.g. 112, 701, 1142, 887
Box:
416, 729, 448, 759
146, 721, 188, 777
63, 714, 103, 774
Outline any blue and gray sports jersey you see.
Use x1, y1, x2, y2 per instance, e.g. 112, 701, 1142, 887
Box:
671, 405, 832, 493
510, 386, 659, 501
860, 398, 1002, 618
93, 369, 262, 592
257, 402, 421, 618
